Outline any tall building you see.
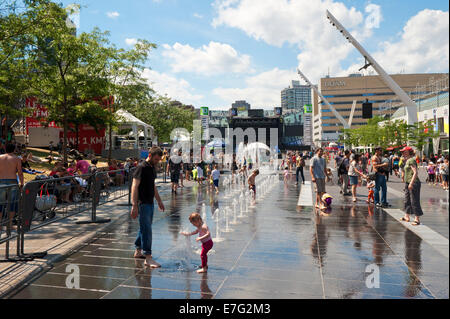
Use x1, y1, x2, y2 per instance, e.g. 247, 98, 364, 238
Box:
231, 100, 251, 110
281, 80, 312, 113
312, 73, 448, 146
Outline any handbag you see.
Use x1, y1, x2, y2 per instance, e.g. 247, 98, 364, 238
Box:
35, 185, 57, 211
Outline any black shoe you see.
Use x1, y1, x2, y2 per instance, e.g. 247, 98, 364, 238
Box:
343, 193, 352, 196
381, 203, 391, 208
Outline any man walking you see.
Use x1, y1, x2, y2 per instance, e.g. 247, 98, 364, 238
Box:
310, 148, 327, 210
131, 146, 165, 268
371, 147, 390, 208
0, 143, 23, 230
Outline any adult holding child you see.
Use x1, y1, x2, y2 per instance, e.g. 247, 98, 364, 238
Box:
371, 147, 390, 208
131, 146, 165, 268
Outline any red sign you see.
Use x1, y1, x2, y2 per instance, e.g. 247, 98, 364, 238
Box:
25, 97, 58, 133
59, 125, 106, 154
25, 97, 108, 154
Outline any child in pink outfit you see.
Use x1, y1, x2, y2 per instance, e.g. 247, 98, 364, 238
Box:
181, 212, 213, 273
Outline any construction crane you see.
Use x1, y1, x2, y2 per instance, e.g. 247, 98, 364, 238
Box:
326, 10, 418, 125
297, 68, 350, 129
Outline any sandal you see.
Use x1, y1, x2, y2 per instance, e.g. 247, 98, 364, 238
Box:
400, 217, 410, 222
411, 221, 421, 226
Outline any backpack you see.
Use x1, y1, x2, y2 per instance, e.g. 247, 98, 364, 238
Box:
338, 158, 348, 175
300, 158, 305, 167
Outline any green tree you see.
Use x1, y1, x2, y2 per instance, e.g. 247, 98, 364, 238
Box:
0, 0, 52, 137
408, 119, 439, 156
24, 2, 115, 162
106, 40, 156, 160
129, 96, 196, 143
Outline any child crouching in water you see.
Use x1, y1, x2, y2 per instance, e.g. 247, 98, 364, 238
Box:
181, 213, 213, 273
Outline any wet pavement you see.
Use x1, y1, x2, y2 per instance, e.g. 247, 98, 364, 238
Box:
8, 171, 449, 299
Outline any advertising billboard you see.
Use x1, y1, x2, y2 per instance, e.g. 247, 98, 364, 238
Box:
200, 106, 209, 116
303, 104, 312, 114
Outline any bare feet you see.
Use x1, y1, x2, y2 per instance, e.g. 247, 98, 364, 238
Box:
197, 267, 207, 273
134, 249, 145, 259
144, 257, 161, 268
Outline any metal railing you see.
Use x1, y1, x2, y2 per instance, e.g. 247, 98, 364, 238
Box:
0, 168, 134, 263
0, 184, 21, 261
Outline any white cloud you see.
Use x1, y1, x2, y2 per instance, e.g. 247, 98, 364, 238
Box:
125, 38, 138, 46
142, 69, 203, 105
212, 0, 381, 82
193, 13, 203, 19
373, 9, 449, 74
106, 11, 120, 19
162, 41, 252, 75
213, 68, 298, 107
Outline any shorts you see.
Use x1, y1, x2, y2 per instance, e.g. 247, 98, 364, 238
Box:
443, 175, 449, 182
0, 179, 19, 215
249, 184, 256, 195
349, 175, 359, 186
213, 179, 219, 187
171, 172, 180, 183
314, 178, 326, 194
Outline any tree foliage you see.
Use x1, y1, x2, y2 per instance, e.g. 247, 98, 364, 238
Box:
339, 115, 439, 153
1, 0, 196, 160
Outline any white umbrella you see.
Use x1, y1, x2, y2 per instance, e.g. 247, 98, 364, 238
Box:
329, 142, 338, 147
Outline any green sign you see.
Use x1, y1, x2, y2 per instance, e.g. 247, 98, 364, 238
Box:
200, 107, 209, 116
303, 104, 312, 114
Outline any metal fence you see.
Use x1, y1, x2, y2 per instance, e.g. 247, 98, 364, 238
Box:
0, 184, 21, 261
0, 168, 134, 263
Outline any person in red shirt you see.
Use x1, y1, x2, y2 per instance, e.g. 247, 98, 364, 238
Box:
49, 162, 63, 177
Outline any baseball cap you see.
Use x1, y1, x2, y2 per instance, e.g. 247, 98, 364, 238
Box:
400, 146, 413, 152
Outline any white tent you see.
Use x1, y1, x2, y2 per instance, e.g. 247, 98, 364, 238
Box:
116, 109, 154, 149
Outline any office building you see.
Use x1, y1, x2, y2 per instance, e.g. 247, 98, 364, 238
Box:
312, 73, 448, 146
281, 80, 312, 113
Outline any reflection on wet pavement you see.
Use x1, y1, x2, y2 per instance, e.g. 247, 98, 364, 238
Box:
9, 174, 449, 299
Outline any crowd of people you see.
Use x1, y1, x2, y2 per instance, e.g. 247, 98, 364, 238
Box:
0, 138, 143, 210
161, 148, 259, 199
305, 145, 449, 226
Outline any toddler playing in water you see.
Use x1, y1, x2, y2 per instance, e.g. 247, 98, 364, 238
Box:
283, 167, 289, 183
181, 213, 213, 273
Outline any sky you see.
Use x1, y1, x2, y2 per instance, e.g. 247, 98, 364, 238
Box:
60, 0, 449, 110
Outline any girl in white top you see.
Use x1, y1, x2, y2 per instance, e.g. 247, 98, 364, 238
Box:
348, 154, 366, 202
